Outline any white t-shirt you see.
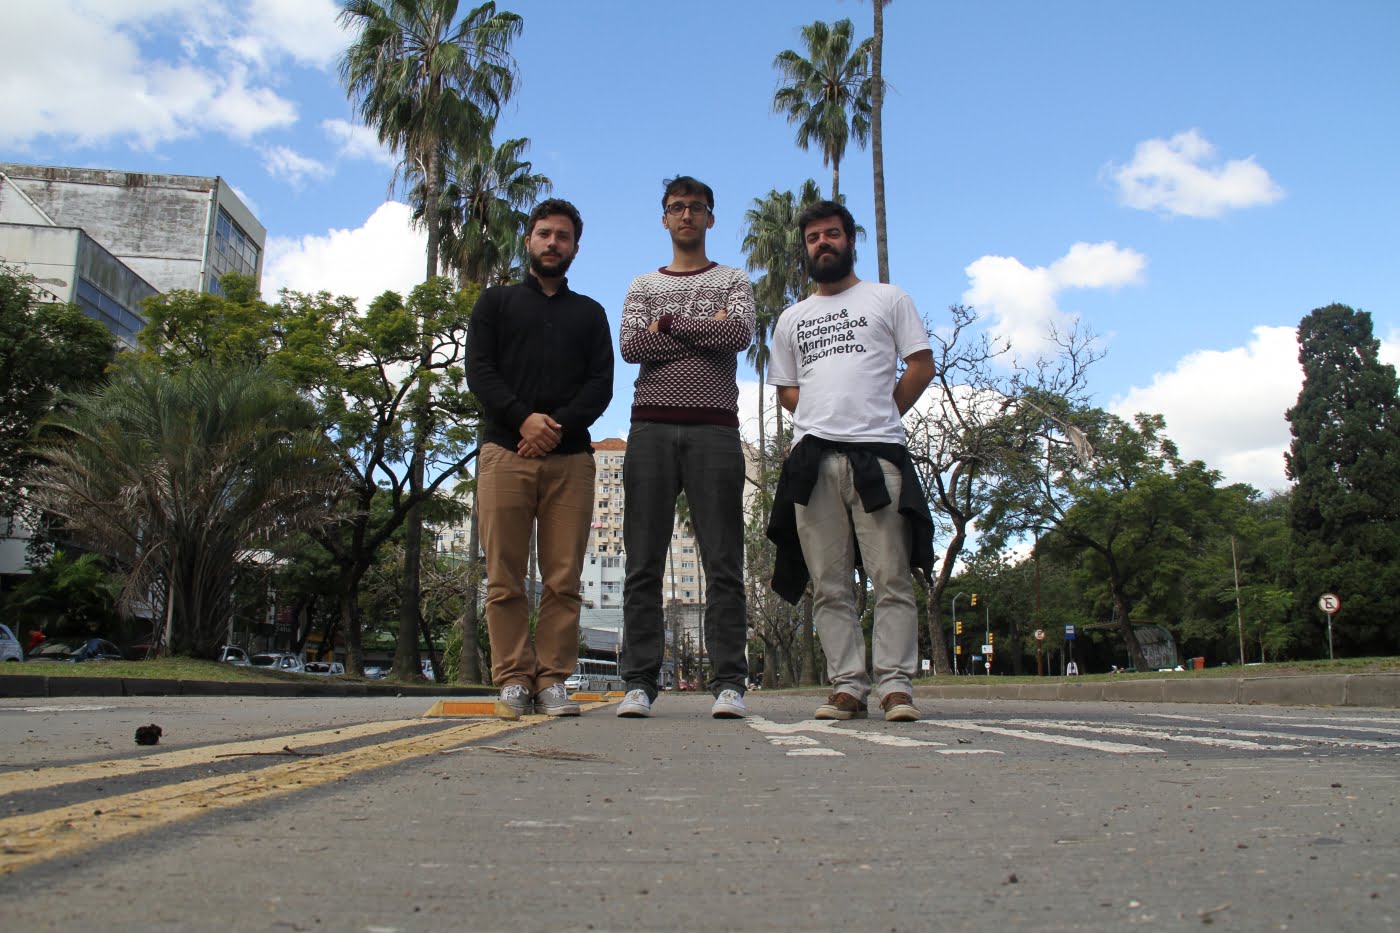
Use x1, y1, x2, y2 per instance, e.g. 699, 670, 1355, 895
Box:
769, 281, 929, 444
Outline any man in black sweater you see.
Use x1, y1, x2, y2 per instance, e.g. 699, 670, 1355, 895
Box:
466, 198, 614, 719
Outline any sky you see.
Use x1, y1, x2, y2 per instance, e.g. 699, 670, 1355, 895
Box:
4, 0, 1398, 498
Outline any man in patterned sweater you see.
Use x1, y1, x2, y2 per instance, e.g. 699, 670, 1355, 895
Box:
615, 175, 756, 720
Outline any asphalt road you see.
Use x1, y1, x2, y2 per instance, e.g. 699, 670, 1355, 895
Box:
1, 693, 1396, 931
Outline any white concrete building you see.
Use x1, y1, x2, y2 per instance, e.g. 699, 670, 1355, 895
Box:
0, 163, 265, 297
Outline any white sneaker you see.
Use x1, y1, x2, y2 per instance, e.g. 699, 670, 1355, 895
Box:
616, 688, 652, 718
711, 688, 747, 719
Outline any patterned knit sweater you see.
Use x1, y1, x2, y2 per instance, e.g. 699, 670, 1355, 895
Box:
619, 262, 755, 426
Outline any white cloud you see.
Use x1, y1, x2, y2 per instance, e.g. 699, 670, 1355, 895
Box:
261, 146, 332, 186
0, 1, 334, 150
962, 241, 1146, 362
229, 0, 348, 69
1109, 129, 1285, 218
322, 119, 399, 167
1110, 326, 1301, 493
261, 201, 427, 307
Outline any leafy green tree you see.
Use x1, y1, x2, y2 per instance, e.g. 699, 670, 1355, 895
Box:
905, 307, 1100, 674
1285, 303, 1400, 655
136, 280, 482, 673
0, 265, 113, 514
28, 362, 341, 657
1013, 412, 1246, 672
773, 18, 875, 200
2, 549, 122, 641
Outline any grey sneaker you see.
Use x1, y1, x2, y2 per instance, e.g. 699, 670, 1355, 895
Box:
616, 688, 652, 718
711, 688, 747, 719
494, 683, 532, 720
535, 683, 581, 717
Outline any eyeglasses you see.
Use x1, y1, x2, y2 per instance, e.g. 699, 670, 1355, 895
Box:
665, 201, 711, 217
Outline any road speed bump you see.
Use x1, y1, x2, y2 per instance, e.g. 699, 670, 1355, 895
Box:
566, 691, 627, 702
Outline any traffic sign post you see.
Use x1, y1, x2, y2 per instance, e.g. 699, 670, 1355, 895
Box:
1318, 593, 1340, 660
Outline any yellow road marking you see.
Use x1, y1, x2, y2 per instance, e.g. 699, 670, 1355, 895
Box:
0, 719, 436, 798
0, 718, 527, 875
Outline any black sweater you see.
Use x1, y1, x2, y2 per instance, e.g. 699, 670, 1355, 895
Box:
466, 275, 614, 454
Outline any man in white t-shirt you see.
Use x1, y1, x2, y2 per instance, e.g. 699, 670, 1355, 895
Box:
767, 200, 936, 722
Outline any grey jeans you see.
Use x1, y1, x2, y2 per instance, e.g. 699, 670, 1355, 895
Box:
796, 451, 917, 700
621, 421, 748, 699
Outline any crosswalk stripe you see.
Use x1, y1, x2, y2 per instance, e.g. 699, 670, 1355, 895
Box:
995, 718, 1300, 750
924, 721, 1163, 754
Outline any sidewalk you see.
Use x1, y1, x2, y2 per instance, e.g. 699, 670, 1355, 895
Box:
4, 670, 1398, 707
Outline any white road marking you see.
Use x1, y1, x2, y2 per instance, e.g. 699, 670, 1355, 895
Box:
995, 718, 1301, 751
2, 705, 117, 713
1142, 713, 1219, 723
924, 720, 1163, 754
768, 736, 820, 746
744, 716, 947, 748
787, 748, 844, 757
1259, 721, 1400, 737
1235, 713, 1400, 726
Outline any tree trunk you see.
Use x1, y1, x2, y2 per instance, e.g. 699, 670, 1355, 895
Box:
456, 485, 483, 684
871, 0, 889, 283
801, 587, 817, 685
917, 571, 951, 675
1113, 585, 1148, 671
831, 159, 840, 203
395, 449, 426, 679
341, 568, 364, 675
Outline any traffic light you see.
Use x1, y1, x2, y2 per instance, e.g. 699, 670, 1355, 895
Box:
954, 645, 962, 655
970, 594, 978, 607
955, 621, 963, 635
989, 632, 995, 645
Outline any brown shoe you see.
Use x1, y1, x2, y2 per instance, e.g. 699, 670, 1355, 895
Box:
881, 692, 920, 722
815, 692, 868, 720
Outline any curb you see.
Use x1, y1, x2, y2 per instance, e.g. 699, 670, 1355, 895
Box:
902, 672, 1400, 708
0, 677, 497, 700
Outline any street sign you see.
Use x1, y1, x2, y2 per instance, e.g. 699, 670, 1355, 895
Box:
982, 644, 994, 654
1064, 625, 1076, 641
921, 659, 931, 671
1318, 593, 1341, 615
1034, 629, 1045, 641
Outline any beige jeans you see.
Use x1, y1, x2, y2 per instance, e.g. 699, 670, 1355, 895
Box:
477, 443, 595, 691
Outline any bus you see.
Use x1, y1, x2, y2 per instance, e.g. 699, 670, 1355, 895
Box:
565, 658, 624, 692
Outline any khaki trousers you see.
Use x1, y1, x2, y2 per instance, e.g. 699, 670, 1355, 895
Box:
477, 443, 595, 691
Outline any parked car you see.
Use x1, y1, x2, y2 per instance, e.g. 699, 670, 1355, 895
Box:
249, 653, 305, 673
219, 646, 251, 666
304, 661, 345, 675
27, 637, 125, 663
0, 624, 22, 662
363, 665, 388, 679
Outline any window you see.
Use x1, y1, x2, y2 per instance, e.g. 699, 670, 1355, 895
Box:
75, 278, 144, 347
208, 206, 260, 292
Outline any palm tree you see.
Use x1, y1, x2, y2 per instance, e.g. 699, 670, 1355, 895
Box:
870, 0, 891, 283
414, 133, 552, 287
339, 0, 521, 679
741, 180, 825, 455
28, 362, 341, 658
773, 19, 875, 201
339, 0, 522, 280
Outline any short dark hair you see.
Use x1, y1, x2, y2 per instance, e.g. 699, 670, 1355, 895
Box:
661, 175, 714, 211
527, 198, 583, 241
797, 200, 856, 243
